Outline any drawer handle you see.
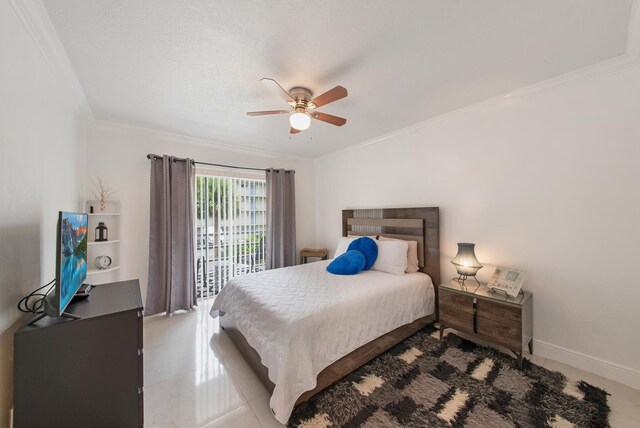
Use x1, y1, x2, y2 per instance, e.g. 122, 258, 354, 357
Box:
473, 298, 478, 334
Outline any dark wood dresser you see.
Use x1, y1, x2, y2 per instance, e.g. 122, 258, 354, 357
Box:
14, 280, 143, 428
438, 279, 533, 368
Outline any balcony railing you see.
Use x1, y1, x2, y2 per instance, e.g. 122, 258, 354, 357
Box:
195, 174, 267, 300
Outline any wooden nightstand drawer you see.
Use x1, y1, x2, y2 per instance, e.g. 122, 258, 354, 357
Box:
439, 289, 473, 315
476, 316, 522, 350
440, 305, 521, 350
476, 298, 521, 326
439, 303, 472, 332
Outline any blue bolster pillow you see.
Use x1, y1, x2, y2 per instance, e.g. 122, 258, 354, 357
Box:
326, 250, 366, 275
347, 237, 378, 270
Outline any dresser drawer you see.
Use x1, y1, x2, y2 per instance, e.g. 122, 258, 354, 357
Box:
138, 348, 144, 388
138, 387, 144, 427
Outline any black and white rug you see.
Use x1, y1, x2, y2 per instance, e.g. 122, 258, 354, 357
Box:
289, 326, 609, 428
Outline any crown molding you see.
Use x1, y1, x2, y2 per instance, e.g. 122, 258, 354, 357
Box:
91, 120, 307, 161
316, 0, 640, 161
11, 0, 638, 161
8, 0, 93, 118
627, 0, 640, 60
317, 54, 640, 161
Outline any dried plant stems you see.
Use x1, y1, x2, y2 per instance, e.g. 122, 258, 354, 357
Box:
90, 177, 115, 211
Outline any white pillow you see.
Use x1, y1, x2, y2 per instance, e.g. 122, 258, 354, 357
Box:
372, 240, 408, 275
378, 236, 419, 273
333, 235, 376, 258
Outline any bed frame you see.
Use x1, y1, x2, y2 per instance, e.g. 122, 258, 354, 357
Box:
220, 207, 440, 405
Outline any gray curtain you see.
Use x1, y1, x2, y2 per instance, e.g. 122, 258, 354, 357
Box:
265, 169, 296, 269
146, 155, 197, 316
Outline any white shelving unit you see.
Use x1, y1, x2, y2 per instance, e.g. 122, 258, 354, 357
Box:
87, 266, 121, 275
86, 200, 121, 285
88, 239, 121, 246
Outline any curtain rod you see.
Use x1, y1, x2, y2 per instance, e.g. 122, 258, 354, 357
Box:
146, 154, 294, 173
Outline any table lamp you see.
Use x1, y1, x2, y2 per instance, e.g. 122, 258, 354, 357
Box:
451, 243, 483, 287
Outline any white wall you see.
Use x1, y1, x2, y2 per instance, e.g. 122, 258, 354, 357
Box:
314, 65, 640, 387
0, 1, 88, 425
85, 121, 315, 302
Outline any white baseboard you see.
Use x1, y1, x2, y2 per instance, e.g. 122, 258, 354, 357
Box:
533, 339, 640, 390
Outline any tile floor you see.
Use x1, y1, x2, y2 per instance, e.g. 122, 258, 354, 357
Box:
143, 301, 640, 427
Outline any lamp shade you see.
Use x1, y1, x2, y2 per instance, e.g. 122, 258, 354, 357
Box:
451, 243, 483, 276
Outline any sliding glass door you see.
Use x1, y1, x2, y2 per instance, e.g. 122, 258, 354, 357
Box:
194, 171, 267, 300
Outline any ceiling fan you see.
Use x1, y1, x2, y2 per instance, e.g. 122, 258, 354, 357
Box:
247, 78, 348, 134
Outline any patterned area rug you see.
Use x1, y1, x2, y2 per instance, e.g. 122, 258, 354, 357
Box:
289, 326, 609, 427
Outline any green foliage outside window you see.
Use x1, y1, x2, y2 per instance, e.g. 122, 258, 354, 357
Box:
196, 176, 241, 220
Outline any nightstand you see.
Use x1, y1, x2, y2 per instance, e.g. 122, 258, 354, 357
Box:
300, 248, 328, 264
438, 280, 533, 369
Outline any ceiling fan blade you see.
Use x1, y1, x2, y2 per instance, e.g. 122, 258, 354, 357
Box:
246, 110, 289, 116
290, 127, 301, 134
311, 86, 348, 108
311, 111, 347, 126
261, 78, 295, 105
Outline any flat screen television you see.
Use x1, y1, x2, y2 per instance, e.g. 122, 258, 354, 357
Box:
53, 211, 88, 316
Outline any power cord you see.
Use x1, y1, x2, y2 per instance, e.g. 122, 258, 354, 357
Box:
17, 279, 55, 314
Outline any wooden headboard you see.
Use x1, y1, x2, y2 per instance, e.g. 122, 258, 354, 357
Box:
342, 207, 440, 285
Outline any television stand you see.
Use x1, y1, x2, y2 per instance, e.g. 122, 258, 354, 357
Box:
26, 311, 81, 326
14, 279, 144, 428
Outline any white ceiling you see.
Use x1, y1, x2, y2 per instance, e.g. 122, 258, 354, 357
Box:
43, 0, 633, 158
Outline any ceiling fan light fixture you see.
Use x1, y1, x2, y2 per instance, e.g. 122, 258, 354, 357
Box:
248, 78, 348, 134
290, 111, 311, 130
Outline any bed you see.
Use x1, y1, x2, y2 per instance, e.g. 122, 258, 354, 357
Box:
210, 207, 440, 424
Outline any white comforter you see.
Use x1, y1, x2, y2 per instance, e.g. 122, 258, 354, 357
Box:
210, 260, 435, 423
